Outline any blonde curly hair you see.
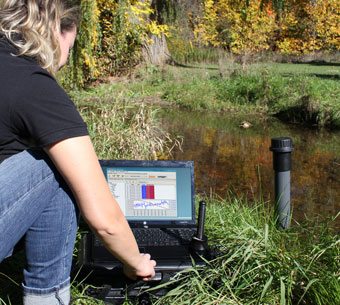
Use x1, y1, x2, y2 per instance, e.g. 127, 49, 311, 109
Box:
0, 0, 80, 75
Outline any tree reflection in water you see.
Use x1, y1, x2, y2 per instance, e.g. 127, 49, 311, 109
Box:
161, 109, 340, 225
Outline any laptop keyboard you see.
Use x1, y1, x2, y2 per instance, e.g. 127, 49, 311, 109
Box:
132, 228, 196, 247
93, 228, 196, 247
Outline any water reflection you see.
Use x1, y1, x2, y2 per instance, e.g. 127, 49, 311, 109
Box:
160, 109, 340, 225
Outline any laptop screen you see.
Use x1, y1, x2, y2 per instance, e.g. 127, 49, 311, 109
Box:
100, 160, 195, 224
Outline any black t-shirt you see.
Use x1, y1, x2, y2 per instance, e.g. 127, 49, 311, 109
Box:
0, 35, 89, 163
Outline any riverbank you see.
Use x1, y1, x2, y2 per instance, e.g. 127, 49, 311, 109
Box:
68, 195, 340, 304
69, 195, 340, 305
70, 62, 340, 129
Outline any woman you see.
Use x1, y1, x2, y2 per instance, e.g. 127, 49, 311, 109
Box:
0, 1, 156, 304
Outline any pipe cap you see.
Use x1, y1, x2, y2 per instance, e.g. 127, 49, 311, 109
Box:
270, 137, 294, 153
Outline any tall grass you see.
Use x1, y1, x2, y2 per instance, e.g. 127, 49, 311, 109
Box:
152, 194, 340, 305
72, 90, 181, 160
4, 193, 339, 304
166, 29, 222, 64
69, 193, 340, 304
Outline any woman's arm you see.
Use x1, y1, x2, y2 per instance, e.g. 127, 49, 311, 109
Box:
44, 135, 156, 280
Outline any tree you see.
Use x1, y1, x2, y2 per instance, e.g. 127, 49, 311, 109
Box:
306, 0, 340, 52
191, 0, 340, 56
194, 0, 277, 60
60, 0, 100, 87
276, 0, 340, 54
60, 0, 169, 87
97, 0, 169, 71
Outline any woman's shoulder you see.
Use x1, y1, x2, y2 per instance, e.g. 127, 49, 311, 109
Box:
0, 41, 55, 85
0, 54, 66, 114
0, 31, 19, 53
0, 32, 47, 74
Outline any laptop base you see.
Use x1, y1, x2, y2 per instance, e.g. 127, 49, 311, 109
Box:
76, 233, 209, 304
73, 264, 180, 305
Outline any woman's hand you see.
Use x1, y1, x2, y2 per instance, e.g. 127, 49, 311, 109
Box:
123, 253, 157, 281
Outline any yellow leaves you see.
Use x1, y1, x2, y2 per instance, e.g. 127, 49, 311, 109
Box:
131, 0, 153, 17
275, 0, 340, 54
304, 0, 340, 50
196, 0, 276, 54
204, 0, 215, 10
277, 39, 301, 55
196, 0, 340, 55
146, 21, 169, 37
98, 0, 167, 42
82, 51, 90, 66
130, 1, 168, 38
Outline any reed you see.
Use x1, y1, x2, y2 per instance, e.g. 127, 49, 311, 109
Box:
72, 92, 181, 161
2, 194, 339, 304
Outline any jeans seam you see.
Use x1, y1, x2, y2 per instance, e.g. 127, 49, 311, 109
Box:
22, 278, 70, 294
56, 291, 66, 305
63, 200, 74, 282
43, 188, 75, 287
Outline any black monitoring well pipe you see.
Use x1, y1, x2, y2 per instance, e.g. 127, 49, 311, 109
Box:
270, 137, 294, 229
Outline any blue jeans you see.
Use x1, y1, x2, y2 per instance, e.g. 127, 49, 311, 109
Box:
0, 149, 78, 305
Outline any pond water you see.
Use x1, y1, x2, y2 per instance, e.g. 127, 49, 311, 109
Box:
160, 109, 340, 225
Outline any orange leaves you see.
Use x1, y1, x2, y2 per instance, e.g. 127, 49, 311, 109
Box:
266, 2, 273, 16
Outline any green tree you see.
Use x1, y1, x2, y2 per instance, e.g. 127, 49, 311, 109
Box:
59, 0, 100, 88
59, 0, 168, 88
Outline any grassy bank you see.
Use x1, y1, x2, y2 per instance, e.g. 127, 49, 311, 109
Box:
61, 61, 340, 129
69, 195, 340, 304
101, 62, 340, 129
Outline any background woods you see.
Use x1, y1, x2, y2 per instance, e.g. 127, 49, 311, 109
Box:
59, 0, 340, 88
194, 0, 340, 55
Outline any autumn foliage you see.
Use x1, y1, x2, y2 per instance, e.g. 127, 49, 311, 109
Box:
60, 0, 168, 87
194, 0, 340, 55
59, 0, 340, 87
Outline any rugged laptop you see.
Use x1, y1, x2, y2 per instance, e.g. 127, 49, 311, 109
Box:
81, 160, 204, 273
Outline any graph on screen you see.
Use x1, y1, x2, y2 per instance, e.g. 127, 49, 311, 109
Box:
107, 170, 177, 218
